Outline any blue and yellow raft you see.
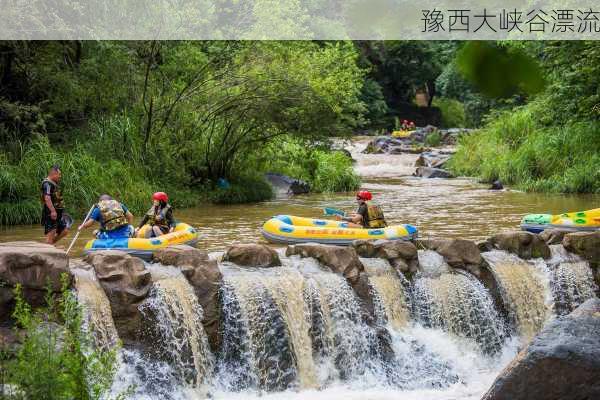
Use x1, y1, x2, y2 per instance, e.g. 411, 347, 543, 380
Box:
261, 215, 417, 245
84, 222, 199, 260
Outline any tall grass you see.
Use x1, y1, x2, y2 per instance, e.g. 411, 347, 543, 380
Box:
449, 106, 600, 193
0, 136, 200, 226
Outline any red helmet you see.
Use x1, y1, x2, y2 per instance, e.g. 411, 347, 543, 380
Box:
152, 192, 168, 202
356, 190, 372, 201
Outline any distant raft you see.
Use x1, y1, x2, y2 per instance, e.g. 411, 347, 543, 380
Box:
261, 215, 418, 245
84, 222, 199, 260
520, 208, 600, 233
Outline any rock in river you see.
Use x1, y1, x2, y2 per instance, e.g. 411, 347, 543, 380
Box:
84, 250, 152, 343
0, 241, 70, 316
264, 173, 310, 195
414, 166, 453, 179
482, 298, 600, 400
487, 231, 551, 259
223, 243, 281, 268
286, 243, 364, 284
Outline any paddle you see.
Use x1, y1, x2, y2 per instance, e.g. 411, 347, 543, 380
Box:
66, 204, 96, 255
323, 207, 346, 217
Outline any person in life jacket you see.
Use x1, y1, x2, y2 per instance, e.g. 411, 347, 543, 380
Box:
335, 190, 387, 229
41, 165, 70, 245
78, 194, 134, 239
135, 192, 176, 238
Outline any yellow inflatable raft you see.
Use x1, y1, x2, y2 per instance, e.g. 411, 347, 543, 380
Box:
84, 222, 199, 260
521, 208, 600, 233
261, 215, 417, 245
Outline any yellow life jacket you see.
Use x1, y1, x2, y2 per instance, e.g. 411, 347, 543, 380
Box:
145, 204, 171, 228
97, 200, 128, 231
366, 201, 387, 228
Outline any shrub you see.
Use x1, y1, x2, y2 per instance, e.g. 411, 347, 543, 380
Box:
424, 131, 442, 147
432, 97, 466, 128
3, 275, 120, 400
211, 175, 274, 204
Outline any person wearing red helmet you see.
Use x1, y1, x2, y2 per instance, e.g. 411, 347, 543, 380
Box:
335, 190, 387, 229
135, 192, 176, 237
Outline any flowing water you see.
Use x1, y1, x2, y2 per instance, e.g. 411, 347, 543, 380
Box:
5, 136, 600, 399
68, 247, 598, 399
1, 137, 599, 254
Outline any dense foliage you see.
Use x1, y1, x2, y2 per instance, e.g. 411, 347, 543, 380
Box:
449, 41, 600, 193
0, 41, 368, 223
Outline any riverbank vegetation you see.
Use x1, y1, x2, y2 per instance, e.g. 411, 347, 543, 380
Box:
0, 41, 366, 224
0, 276, 119, 399
0, 40, 598, 226
449, 42, 600, 193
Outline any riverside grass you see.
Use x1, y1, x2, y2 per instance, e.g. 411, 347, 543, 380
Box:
448, 106, 600, 194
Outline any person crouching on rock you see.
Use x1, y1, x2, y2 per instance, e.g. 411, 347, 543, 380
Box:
78, 195, 134, 239
41, 165, 69, 245
135, 192, 175, 238
335, 190, 387, 229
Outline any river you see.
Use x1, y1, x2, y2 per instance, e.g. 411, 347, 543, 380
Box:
0, 137, 598, 255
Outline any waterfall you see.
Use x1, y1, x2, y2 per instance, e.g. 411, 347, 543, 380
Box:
417, 250, 452, 277
362, 258, 411, 330
481, 250, 552, 340
140, 264, 214, 388
546, 245, 598, 315
71, 265, 119, 349
412, 271, 506, 354
218, 264, 317, 391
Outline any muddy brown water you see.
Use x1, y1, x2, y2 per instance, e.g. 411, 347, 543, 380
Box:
1, 137, 598, 256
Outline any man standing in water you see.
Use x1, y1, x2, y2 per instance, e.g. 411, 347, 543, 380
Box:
336, 190, 387, 228
41, 165, 69, 245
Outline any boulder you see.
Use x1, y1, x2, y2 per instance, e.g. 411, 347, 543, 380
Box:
414, 152, 451, 169
563, 231, 600, 265
264, 173, 310, 195
352, 239, 418, 273
489, 180, 504, 190
418, 239, 482, 277
223, 244, 281, 268
0, 242, 70, 316
152, 245, 223, 351
488, 231, 551, 259
414, 166, 453, 179
538, 228, 572, 245
286, 243, 364, 284
84, 251, 151, 343
482, 298, 600, 400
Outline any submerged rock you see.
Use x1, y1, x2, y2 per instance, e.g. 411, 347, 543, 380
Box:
264, 173, 310, 195
414, 166, 453, 179
223, 244, 281, 268
563, 231, 600, 264
0, 241, 70, 316
482, 298, 600, 400
487, 231, 551, 259
352, 239, 418, 273
489, 180, 503, 190
84, 250, 151, 343
153, 245, 223, 352
418, 239, 482, 277
286, 243, 364, 284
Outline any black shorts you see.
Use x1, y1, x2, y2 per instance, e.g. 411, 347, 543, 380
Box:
41, 207, 67, 235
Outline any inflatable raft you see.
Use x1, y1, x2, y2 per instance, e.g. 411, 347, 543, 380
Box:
261, 215, 417, 245
84, 222, 199, 260
521, 208, 600, 233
